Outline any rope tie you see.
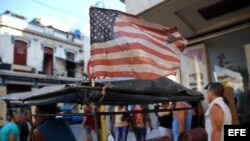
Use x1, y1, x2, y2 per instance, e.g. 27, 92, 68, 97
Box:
98, 84, 110, 102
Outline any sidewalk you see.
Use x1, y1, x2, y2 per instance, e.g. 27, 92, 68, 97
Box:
71, 124, 161, 141
127, 128, 161, 141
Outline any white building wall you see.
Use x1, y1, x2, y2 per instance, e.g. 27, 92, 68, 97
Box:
54, 58, 66, 76
0, 12, 85, 79
125, 0, 164, 14
0, 15, 28, 31
74, 38, 84, 45
27, 40, 43, 71
0, 34, 13, 64
55, 45, 67, 59
75, 65, 83, 78
83, 36, 90, 73
54, 31, 67, 40
75, 51, 81, 62
27, 24, 44, 33
54, 45, 66, 76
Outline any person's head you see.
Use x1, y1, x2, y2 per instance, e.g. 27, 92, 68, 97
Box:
241, 113, 250, 126
85, 103, 91, 108
205, 82, 224, 103
24, 110, 31, 122
56, 106, 61, 114
10, 108, 25, 123
118, 104, 125, 109
35, 104, 57, 126
161, 101, 172, 108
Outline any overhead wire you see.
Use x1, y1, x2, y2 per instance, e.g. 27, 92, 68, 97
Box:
30, 0, 87, 24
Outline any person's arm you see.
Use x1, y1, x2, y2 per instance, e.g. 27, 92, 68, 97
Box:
9, 123, 20, 141
9, 134, 17, 141
83, 107, 90, 126
82, 113, 87, 126
210, 104, 224, 141
158, 106, 171, 117
175, 102, 186, 134
110, 107, 115, 132
146, 113, 153, 130
33, 128, 45, 141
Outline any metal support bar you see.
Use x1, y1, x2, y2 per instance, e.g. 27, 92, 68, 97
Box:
31, 106, 193, 117
29, 106, 35, 141
94, 106, 101, 141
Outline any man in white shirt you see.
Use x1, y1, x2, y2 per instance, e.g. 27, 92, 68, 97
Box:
205, 82, 232, 141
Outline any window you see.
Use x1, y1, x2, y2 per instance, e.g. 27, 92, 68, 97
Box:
66, 52, 75, 78
43, 47, 53, 75
66, 52, 74, 61
14, 40, 27, 65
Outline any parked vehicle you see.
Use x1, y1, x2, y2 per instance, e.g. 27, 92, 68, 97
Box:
59, 104, 83, 124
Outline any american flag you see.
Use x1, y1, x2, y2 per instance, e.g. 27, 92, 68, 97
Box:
89, 7, 188, 80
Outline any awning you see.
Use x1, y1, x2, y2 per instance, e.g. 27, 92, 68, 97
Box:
55, 56, 82, 64
0, 77, 204, 106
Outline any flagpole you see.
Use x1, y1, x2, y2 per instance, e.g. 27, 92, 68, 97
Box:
100, 105, 107, 141
91, 78, 107, 141
194, 56, 202, 91
91, 79, 100, 141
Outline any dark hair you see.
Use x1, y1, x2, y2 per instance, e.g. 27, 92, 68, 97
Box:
7, 109, 13, 121
37, 104, 57, 114
241, 113, 250, 126
206, 82, 224, 97
190, 101, 198, 107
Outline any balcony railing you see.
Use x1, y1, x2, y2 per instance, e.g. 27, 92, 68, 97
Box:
0, 62, 85, 80
53, 68, 83, 79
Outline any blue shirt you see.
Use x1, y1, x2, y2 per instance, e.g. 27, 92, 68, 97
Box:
37, 118, 76, 141
0, 122, 20, 141
172, 102, 192, 141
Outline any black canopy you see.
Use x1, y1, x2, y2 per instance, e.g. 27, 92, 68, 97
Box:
0, 77, 204, 105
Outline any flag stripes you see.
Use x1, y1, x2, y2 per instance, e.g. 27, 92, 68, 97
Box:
89, 7, 187, 80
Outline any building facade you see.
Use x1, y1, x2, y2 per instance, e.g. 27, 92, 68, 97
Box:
0, 11, 86, 125
123, 0, 250, 122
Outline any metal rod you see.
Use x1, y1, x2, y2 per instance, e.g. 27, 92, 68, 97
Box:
30, 106, 192, 116
94, 106, 101, 141
29, 106, 35, 141
188, 22, 250, 45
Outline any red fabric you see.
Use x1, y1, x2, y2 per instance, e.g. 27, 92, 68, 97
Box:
89, 7, 187, 80
83, 107, 95, 130
134, 105, 144, 125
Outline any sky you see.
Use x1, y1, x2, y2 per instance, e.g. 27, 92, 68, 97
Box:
0, 0, 125, 36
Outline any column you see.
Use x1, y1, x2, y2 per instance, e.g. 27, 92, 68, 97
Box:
0, 86, 7, 126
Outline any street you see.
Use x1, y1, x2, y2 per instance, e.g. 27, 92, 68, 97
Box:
71, 124, 161, 141
71, 113, 161, 141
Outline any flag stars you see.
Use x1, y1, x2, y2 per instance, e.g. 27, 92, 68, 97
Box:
90, 8, 118, 43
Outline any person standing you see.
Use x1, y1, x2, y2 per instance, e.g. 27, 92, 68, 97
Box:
157, 102, 173, 139
83, 104, 95, 141
24, 110, 32, 141
32, 104, 77, 141
110, 105, 129, 141
0, 108, 23, 141
17, 120, 29, 141
172, 102, 192, 141
190, 101, 205, 128
205, 82, 232, 141
132, 104, 152, 141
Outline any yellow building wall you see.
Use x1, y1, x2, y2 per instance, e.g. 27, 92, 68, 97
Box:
0, 86, 7, 126
30, 87, 39, 122
224, 87, 240, 125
